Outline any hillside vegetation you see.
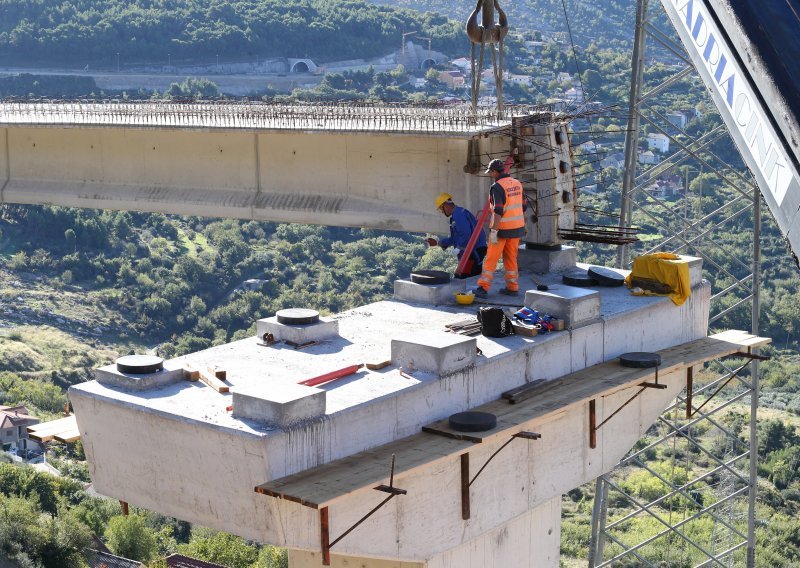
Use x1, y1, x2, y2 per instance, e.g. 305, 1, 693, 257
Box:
0, 0, 463, 67
370, 0, 636, 46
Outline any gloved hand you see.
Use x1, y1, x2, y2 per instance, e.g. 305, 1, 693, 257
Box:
425, 237, 438, 247
448, 247, 460, 257
489, 230, 498, 245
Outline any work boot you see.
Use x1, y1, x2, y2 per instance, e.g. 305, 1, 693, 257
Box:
499, 288, 519, 297
473, 287, 488, 299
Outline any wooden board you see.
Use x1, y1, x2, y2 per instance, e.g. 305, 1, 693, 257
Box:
424, 336, 749, 444
53, 427, 81, 443
27, 415, 78, 442
253, 334, 766, 510
709, 330, 772, 349
185, 364, 229, 393
255, 433, 471, 509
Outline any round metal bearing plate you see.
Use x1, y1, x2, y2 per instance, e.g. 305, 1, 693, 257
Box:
562, 269, 598, 287
448, 411, 498, 432
619, 352, 662, 368
116, 354, 164, 375
410, 269, 451, 285
587, 266, 626, 287
276, 308, 320, 325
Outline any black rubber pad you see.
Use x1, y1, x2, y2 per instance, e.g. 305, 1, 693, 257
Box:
411, 270, 451, 285
588, 266, 626, 287
116, 355, 164, 375
277, 308, 320, 325
619, 352, 662, 368
562, 269, 598, 287
449, 411, 498, 432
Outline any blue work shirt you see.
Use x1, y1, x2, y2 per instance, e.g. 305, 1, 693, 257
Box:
439, 206, 487, 255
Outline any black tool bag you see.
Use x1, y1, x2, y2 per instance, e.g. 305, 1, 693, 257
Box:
477, 307, 515, 338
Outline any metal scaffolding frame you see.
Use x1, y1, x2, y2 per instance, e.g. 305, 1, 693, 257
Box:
590, 0, 762, 566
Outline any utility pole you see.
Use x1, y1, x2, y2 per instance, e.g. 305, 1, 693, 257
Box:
616, 0, 648, 269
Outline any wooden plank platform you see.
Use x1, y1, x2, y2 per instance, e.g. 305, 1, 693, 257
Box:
255, 433, 472, 509
423, 336, 753, 443
27, 415, 78, 443
254, 334, 768, 510
53, 426, 82, 443
709, 330, 771, 349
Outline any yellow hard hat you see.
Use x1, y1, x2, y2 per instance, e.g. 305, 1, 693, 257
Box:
435, 192, 453, 209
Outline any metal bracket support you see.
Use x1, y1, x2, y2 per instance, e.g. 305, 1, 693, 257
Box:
686, 351, 770, 419
460, 431, 541, 520
320, 455, 407, 566
590, 367, 665, 449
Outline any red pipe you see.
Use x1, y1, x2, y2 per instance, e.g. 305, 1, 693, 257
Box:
455, 198, 491, 277
299, 364, 363, 387
455, 156, 513, 277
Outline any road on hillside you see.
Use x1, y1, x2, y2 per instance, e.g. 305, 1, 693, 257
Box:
0, 66, 323, 96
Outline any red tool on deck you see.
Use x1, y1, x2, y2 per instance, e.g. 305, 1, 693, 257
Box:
455, 155, 514, 278
298, 364, 364, 387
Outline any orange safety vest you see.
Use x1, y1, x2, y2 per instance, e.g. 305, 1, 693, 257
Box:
494, 176, 525, 232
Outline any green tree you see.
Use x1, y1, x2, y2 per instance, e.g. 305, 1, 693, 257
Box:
8, 250, 28, 270
166, 78, 220, 100
64, 228, 76, 251
759, 419, 799, 456
257, 545, 288, 568
178, 529, 259, 568
72, 497, 121, 536
105, 514, 158, 564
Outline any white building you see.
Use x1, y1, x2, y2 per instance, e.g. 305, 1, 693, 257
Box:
506, 74, 533, 87
638, 150, 660, 165
666, 112, 687, 130
565, 87, 584, 103
451, 58, 471, 73
1, 405, 40, 455
647, 133, 670, 153
600, 152, 625, 169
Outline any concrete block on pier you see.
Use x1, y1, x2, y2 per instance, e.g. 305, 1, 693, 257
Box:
682, 255, 703, 288
525, 286, 600, 329
232, 383, 325, 428
94, 364, 184, 392
517, 246, 577, 274
256, 317, 339, 344
393, 278, 466, 306
391, 331, 476, 375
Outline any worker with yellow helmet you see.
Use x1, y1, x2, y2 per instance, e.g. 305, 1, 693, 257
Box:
426, 192, 487, 278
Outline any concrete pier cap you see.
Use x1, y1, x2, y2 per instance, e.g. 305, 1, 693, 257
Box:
391, 331, 476, 375
232, 382, 326, 428
256, 315, 340, 343
69, 254, 713, 568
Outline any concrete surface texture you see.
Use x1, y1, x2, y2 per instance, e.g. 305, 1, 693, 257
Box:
70, 258, 712, 567
0, 106, 574, 244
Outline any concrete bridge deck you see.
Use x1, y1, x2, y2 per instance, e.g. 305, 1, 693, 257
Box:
0, 101, 574, 237
0, 100, 543, 135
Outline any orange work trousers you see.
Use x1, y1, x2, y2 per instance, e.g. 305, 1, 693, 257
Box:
477, 238, 520, 292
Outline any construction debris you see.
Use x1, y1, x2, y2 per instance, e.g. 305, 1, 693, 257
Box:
184, 364, 229, 393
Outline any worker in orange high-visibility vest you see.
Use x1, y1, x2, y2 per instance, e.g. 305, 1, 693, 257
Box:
473, 159, 526, 298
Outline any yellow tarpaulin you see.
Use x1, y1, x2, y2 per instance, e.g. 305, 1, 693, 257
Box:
625, 252, 692, 306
